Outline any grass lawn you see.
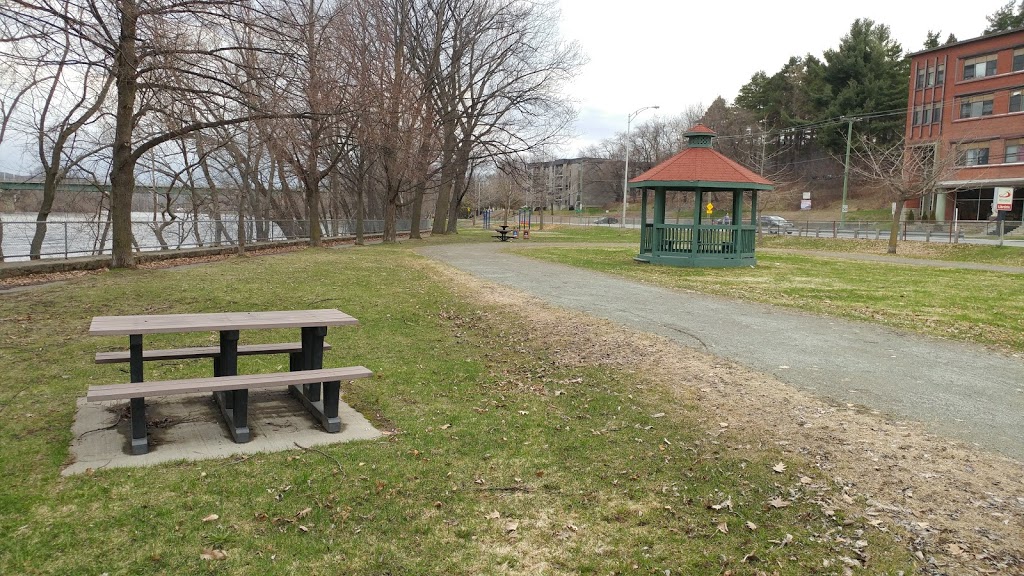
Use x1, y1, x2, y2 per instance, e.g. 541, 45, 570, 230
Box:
514, 244, 1024, 354
758, 235, 1024, 267
0, 244, 915, 574
465, 222, 1024, 267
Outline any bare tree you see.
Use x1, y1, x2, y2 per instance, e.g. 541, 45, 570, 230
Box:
1, 0, 318, 267
24, 30, 113, 259
427, 0, 583, 235
851, 137, 963, 254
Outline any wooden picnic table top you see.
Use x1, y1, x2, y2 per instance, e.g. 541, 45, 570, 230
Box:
89, 309, 359, 336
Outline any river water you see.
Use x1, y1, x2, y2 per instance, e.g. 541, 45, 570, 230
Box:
0, 212, 302, 261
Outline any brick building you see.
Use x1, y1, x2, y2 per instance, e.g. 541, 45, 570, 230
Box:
906, 27, 1024, 222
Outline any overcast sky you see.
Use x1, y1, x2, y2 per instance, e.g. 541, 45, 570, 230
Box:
556, 0, 1000, 155
0, 0, 1004, 173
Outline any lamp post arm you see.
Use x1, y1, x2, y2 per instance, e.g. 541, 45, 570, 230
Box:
621, 105, 659, 228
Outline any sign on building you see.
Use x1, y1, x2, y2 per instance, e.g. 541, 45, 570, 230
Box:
995, 187, 1014, 212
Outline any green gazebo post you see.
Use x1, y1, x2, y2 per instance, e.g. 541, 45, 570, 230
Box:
630, 124, 774, 268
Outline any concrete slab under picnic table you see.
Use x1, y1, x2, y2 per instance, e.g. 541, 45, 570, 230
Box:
63, 389, 381, 475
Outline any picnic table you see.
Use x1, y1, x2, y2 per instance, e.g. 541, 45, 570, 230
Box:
493, 224, 515, 242
87, 309, 370, 454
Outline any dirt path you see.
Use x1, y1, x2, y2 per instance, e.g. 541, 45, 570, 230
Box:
419, 243, 1024, 575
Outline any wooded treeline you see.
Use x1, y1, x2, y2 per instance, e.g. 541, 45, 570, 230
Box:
0, 0, 583, 265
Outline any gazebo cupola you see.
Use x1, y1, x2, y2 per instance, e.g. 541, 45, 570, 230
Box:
629, 124, 774, 268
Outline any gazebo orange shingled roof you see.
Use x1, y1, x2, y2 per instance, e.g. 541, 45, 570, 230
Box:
628, 124, 774, 267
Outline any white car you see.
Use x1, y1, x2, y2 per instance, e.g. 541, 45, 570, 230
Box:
759, 216, 794, 234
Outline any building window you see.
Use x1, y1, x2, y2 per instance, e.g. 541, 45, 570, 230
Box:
1011, 89, 1023, 113
959, 94, 994, 118
1006, 139, 1023, 163
959, 143, 990, 166
931, 103, 942, 124
936, 63, 946, 85
1015, 49, 1024, 72
963, 54, 998, 79
916, 68, 926, 89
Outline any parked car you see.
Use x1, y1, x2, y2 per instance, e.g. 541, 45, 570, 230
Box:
759, 215, 795, 234
594, 216, 619, 225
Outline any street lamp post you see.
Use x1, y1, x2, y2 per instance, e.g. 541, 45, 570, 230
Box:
621, 104, 659, 227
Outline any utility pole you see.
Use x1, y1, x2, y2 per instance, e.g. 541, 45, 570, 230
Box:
759, 119, 767, 176
840, 117, 854, 227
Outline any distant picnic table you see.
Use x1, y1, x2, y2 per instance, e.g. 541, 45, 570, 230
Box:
493, 224, 515, 241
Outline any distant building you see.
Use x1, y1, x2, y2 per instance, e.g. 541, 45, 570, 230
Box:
526, 157, 655, 211
526, 158, 615, 211
906, 27, 1024, 221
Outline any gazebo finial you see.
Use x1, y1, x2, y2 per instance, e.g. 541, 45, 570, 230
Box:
684, 123, 716, 148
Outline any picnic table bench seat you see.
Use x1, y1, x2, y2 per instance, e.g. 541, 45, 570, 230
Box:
87, 366, 372, 454
94, 342, 331, 364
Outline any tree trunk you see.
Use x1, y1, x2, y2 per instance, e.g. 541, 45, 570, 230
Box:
382, 195, 397, 243
306, 135, 322, 246
355, 179, 365, 245
28, 176, 56, 260
110, 2, 139, 268
236, 182, 246, 255
431, 127, 456, 235
409, 181, 425, 239
888, 199, 905, 254
446, 146, 472, 233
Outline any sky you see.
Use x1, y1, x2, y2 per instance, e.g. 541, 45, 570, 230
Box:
0, 0, 1005, 173
555, 0, 1000, 156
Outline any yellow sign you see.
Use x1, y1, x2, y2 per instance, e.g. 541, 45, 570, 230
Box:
705, 202, 713, 215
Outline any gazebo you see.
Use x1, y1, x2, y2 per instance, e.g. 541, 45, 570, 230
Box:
629, 124, 774, 267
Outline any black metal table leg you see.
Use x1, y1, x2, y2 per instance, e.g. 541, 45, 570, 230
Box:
300, 326, 324, 400
212, 330, 250, 443
289, 325, 340, 433
128, 334, 148, 455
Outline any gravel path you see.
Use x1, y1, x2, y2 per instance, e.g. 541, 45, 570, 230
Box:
419, 243, 1024, 460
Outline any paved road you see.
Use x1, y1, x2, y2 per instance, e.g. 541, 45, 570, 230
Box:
420, 243, 1024, 460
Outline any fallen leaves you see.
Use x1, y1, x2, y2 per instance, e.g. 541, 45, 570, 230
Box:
201, 514, 219, 523
200, 549, 227, 561
709, 497, 733, 511
767, 497, 791, 509
772, 462, 787, 473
